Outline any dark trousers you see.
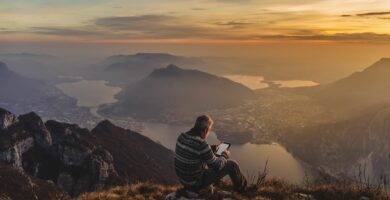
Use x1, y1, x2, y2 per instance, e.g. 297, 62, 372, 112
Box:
199, 160, 247, 192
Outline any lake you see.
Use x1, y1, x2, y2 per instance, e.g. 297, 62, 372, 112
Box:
224, 75, 318, 89
56, 79, 307, 183
141, 122, 306, 183
56, 79, 121, 117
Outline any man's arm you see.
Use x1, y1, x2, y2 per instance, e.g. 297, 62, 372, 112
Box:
200, 143, 227, 170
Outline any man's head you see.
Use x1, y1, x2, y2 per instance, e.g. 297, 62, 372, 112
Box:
192, 115, 213, 139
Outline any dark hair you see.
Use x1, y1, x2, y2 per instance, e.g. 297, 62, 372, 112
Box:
192, 115, 213, 134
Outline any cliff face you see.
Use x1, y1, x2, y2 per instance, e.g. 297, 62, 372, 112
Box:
0, 164, 70, 200
0, 107, 176, 197
0, 109, 118, 196
285, 106, 390, 179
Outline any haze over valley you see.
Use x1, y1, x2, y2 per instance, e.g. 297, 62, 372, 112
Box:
3, 0, 390, 199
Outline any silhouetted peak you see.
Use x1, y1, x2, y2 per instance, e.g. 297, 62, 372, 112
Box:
92, 120, 119, 134
0, 107, 16, 130
367, 58, 390, 70
149, 64, 185, 77
96, 120, 115, 128
18, 112, 46, 130
379, 57, 390, 62
165, 64, 180, 71
135, 52, 175, 58
0, 107, 12, 116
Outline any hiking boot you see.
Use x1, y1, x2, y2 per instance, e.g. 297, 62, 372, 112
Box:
245, 184, 258, 193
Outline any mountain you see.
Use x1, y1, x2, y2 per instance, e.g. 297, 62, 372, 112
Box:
0, 164, 70, 200
0, 61, 53, 103
0, 107, 176, 197
86, 53, 205, 85
285, 105, 390, 179
0, 53, 60, 80
311, 58, 390, 114
100, 64, 254, 118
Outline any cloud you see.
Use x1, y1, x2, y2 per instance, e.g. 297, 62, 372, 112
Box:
93, 15, 219, 39
191, 8, 207, 11
254, 32, 390, 42
95, 15, 174, 28
341, 11, 390, 18
30, 27, 98, 36
357, 11, 390, 17
214, 21, 252, 29
215, 21, 252, 26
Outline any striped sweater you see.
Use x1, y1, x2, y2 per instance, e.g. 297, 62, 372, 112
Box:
174, 131, 227, 186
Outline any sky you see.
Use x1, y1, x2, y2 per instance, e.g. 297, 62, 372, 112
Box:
1, 0, 390, 83
1, 0, 390, 43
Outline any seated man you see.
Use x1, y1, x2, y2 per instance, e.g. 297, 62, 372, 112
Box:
174, 115, 247, 192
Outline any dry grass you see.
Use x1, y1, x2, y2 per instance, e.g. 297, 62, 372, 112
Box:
77, 163, 390, 200
78, 183, 177, 200
77, 178, 390, 200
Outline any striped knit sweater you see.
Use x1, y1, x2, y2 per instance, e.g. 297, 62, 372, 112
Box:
174, 131, 227, 186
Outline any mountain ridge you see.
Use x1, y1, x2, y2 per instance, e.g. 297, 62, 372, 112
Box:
0, 107, 176, 198
101, 64, 254, 118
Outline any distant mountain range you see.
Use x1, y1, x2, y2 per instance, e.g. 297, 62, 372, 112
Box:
286, 58, 390, 179
0, 107, 176, 198
0, 53, 60, 80
310, 58, 390, 115
0, 61, 53, 103
86, 53, 205, 85
100, 64, 254, 118
285, 105, 390, 179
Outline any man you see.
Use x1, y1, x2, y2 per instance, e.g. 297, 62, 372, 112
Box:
174, 115, 247, 192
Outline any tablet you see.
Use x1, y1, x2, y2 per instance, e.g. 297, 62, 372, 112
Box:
216, 142, 231, 156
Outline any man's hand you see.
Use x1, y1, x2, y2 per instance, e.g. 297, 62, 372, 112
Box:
222, 150, 231, 159
211, 145, 218, 153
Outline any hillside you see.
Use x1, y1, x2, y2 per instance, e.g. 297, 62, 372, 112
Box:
311, 58, 390, 114
0, 107, 175, 198
0, 61, 53, 103
101, 64, 254, 118
0, 53, 59, 80
86, 53, 205, 85
285, 105, 390, 181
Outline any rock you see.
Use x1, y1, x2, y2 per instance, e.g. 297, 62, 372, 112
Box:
0, 137, 34, 170
295, 193, 316, 200
0, 109, 119, 197
57, 173, 74, 194
0, 107, 174, 197
0, 108, 17, 130
18, 112, 52, 148
58, 143, 91, 166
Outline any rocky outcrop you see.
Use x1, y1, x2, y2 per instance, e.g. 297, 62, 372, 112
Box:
0, 107, 17, 130
0, 164, 70, 200
0, 108, 119, 196
0, 107, 176, 197
90, 120, 177, 184
0, 136, 34, 170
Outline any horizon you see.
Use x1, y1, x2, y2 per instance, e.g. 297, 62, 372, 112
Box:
2, 1, 390, 199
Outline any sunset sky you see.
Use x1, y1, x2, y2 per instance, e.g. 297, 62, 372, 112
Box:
1, 0, 390, 43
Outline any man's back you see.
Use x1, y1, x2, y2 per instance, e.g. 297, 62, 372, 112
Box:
174, 131, 226, 187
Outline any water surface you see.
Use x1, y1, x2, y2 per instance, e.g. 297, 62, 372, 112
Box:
57, 80, 121, 107
57, 78, 307, 183
224, 75, 269, 90
224, 74, 318, 89
141, 122, 306, 183
273, 80, 319, 88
